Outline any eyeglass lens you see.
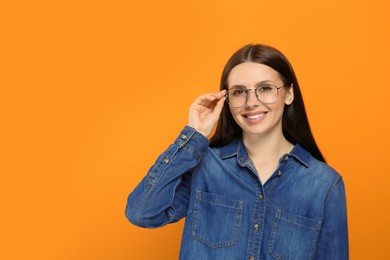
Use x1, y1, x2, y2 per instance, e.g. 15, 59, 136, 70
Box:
227, 84, 279, 107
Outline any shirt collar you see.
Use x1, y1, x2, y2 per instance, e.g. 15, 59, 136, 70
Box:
218, 138, 311, 168
219, 138, 249, 167
285, 144, 310, 168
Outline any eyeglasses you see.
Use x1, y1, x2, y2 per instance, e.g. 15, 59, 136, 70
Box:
225, 83, 289, 108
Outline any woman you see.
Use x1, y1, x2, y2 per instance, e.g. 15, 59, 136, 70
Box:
125, 44, 348, 259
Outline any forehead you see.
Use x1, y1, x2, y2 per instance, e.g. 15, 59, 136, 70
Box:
227, 62, 282, 86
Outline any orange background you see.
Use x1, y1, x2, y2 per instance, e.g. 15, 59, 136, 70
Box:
1, 0, 389, 259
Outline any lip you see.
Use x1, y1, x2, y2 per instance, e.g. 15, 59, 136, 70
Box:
242, 111, 268, 124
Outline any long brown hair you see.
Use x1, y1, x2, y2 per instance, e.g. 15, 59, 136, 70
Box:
209, 44, 325, 162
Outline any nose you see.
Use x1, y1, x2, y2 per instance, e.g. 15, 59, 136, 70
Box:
245, 89, 260, 107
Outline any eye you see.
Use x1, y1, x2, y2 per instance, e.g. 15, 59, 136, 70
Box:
230, 89, 246, 96
258, 84, 274, 92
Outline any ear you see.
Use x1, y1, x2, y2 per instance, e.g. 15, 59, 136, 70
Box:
285, 84, 294, 105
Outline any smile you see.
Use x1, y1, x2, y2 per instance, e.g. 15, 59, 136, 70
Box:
245, 113, 266, 119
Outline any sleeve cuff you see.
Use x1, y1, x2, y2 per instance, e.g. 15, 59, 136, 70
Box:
174, 126, 210, 153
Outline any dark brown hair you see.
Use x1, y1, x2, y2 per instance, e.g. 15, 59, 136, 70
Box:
209, 44, 325, 162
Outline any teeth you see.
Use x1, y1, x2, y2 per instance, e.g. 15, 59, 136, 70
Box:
247, 113, 264, 119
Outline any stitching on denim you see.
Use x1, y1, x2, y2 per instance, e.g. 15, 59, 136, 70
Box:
324, 176, 342, 204
192, 191, 243, 248
268, 213, 283, 259
192, 207, 242, 248
268, 209, 322, 259
195, 196, 244, 209
276, 211, 322, 231
245, 183, 263, 258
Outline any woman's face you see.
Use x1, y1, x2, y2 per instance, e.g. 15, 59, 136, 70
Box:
226, 62, 294, 138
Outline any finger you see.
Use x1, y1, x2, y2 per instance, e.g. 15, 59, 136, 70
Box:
212, 95, 226, 117
201, 90, 227, 104
197, 95, 218, 108
209, 90, 227, 99
216, 89, 227, 98
191, 90, 227, 110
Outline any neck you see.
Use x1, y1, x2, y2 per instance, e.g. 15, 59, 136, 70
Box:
242, 130, 293, 161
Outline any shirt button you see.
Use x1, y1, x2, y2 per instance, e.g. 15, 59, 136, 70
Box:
253, 224, 260, 230
259, 194, 264, 200
277, 170, 282, 176
248, 256, 255, 260
163, 156, 170, 164
181, 134, 187, 139
284, 156, 289, 161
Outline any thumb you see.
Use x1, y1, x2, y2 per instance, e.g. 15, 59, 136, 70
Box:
212, 95, 226, 119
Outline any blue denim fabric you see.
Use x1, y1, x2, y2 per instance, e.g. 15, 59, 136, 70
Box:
126, 126, 349, 260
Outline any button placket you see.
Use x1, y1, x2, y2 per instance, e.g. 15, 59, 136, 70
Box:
163, 156, 170, 164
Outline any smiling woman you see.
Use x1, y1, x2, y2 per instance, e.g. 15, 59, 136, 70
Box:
125, 44, 348, 260
224, 62, 295, 182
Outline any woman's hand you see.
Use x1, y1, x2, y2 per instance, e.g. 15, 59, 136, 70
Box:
188, 90, 227, 138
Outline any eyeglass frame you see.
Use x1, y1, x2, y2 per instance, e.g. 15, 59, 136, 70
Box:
225, 83, 292, 107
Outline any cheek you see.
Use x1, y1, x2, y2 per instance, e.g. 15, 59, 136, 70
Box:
229, 106, 240, 115
275, 102, 286, 114
229, 107, 242, 122
267, 100, 286, 116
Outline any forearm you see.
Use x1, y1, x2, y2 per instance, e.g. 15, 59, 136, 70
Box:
125, 126, 209, 228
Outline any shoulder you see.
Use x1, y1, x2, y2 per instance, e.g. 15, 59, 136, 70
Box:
285, 145, 346, 205
289, 144, 343, 184
311, 155, 341, 182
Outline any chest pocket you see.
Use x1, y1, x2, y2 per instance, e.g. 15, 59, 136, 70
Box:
268, 209, 322, 260
192, 190, 243, 248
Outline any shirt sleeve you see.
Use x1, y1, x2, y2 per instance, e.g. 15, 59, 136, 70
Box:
125, 126, 209, 228
315, 177, 349, 259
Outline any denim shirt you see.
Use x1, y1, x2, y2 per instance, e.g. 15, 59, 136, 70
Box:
126, 126, 349, 260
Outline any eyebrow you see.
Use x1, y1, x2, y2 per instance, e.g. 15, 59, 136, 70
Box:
229, 80, 275, 89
